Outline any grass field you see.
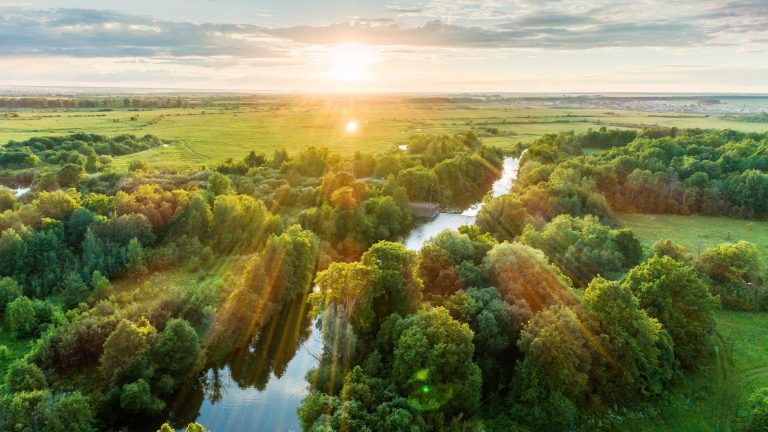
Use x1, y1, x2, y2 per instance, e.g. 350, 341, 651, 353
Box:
617, 213, 768, 264
3, 97, 768, 170
620, 213, 768, 431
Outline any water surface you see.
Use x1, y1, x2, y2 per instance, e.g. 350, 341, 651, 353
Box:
176, 155, 520, 431
403, 156, 520, 251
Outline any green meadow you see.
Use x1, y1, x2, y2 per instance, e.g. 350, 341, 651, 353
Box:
4, 97, 768, 170
620, 213, 768, 431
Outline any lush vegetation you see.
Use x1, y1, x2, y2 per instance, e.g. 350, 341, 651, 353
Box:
4, 96, 768, 171
0, 128, 506, 430
2, 115, 768, 431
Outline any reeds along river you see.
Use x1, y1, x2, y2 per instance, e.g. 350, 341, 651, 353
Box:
168, 155, 521, 431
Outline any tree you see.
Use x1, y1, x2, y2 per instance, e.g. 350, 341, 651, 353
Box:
57, 164, 85, 188
0, 187, 14, 212
622, 256, 717, 369
485, 242, 577, 324
444, 287, 516, 392
360, 241, 423, 333
125, 238, 147, 276
520, 215, 643, 287
384, 307, 482, 417
5, 360, 47, 393
100, 318, 156, 385
6, 296, 38, 339
748, 387, 768, 431
652, 239, 692, 262
0, 277, 22, 316
59, 271, 89, 309
696, 241, 765, 311
150, 318, 201, 386
34, 190, 80, 220
583, 278, 673, 403
311, 261, 375, 335
38, 391, 93, 432
119, 379, 165, 414
516, 306, 596, 428
476, 194, 533, 242
207, 172, 232, 196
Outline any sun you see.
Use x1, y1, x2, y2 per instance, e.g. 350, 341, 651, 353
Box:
345, 120, 359, 134
323, 43, 379, 81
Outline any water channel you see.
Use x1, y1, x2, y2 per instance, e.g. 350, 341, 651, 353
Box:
178, 155, 521, 431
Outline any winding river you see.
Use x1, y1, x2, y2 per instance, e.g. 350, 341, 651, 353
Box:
177, 155, 521, 431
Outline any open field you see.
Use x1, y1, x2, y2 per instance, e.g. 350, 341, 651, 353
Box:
3, 97, 768, 170
620, 213, 768, 431
618, 213, 768, 264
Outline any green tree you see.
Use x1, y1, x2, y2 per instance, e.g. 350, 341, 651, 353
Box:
5, 360, 47, 393
100, 318, 156, 385
0, 187, 14, 212
622, 256, 717, 369
119, 379, 165, 414
38, 391, 93, 432
0, 277, 22, 316
57, 164, 85, 188
385, 307, 482, 417
476, 193, 532, 242
748, 387, 768, 432
125, 238, 147, 276
652, 239, 692, 262
360, 241, 423, 335
59, 272, 89, 309
207, 172, 232, 196
485, 242, 576, 323
583, 278, 673, 403
150, 318, 201, 386
6, 296, 38, 339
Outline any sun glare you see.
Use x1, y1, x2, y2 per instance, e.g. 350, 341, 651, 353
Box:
324, 43, 378, 81
345, 120, 359, 134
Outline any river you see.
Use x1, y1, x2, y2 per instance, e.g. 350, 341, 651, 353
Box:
176, 155, 520, 431
403, 156, 521, 250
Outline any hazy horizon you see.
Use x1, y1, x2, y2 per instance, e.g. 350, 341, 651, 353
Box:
2, 0, 768, 93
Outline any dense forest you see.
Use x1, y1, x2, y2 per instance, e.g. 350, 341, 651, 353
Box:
0, 126, 766, 431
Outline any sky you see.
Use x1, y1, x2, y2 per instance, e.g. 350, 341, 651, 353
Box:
1, 0, 767, 93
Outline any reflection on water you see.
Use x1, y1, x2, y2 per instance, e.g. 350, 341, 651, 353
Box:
168, 156, 519, 432
171, 295, 322, 432
403, 156, 520, 251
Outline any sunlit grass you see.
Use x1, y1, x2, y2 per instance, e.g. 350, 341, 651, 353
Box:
4, 98, 767, 171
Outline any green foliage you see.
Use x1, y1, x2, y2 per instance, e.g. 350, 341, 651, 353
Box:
150, 318, 201, 387
100, 318, 156, 386
748, 387, 768, 431
360, 241, 423, 336
476, 194, 532, 242
119, 379, 165, 414
443, 287, 515, 392
484, 241, 576, 323
623, 256, 717, 369
387, 307, 482, 416
583, 278, 674, 403
207, 172, 233, 196
697, 241, 766, 311
58, 163, 85, 188
5, 360, 47, 393
6, 296, 38, 339
60, 271, 89, 309
0, 188, 15, 212
652, 239, 693, 262
0, 277, 22, 316
520, 215, 643, 287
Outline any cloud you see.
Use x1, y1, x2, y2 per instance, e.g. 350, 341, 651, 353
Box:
264, 19, 705, 50
0, 7, 284, 58
0, 1, 767, 61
